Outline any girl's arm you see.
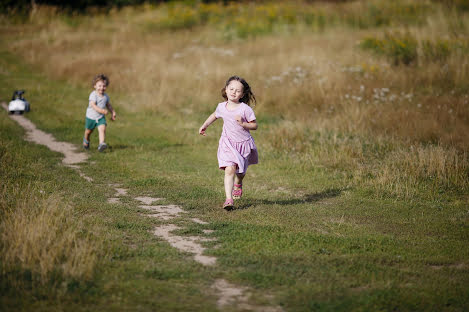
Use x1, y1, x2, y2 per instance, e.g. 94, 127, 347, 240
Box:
235, 117, 258, 130
90, 101, 108, 115
106, 101, 116, 121
199, 112, 218, 136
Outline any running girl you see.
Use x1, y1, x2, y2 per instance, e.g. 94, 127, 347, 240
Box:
199, 76, 258, 210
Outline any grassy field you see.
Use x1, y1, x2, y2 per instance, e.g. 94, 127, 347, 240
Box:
1, 0, 468, 311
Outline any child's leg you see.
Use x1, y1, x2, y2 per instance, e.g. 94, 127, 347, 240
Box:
232, 173, 245, 199
224, 166, 236, 199
84, 128, 93, 141
234, 173, 245, 188
97, 124, 106, 144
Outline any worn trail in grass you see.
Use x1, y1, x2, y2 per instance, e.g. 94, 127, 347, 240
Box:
2, 102, 283, 311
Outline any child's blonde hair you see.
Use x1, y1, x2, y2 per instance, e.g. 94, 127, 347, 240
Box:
92, 74, 109, 88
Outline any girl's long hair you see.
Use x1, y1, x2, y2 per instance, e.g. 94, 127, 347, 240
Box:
221, 76, 256, 106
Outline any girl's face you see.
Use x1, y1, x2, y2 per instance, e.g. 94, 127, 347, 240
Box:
94, 80, 107, 95
225, 80, 244, 103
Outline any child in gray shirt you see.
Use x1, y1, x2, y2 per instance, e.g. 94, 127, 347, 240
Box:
83, 74, 116, 152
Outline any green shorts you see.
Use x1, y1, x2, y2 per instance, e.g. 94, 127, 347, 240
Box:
85, 117, 107, 130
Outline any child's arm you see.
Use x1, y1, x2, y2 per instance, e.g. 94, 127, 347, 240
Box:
106, 101, 116, 121
235, 116, 258, 130
90, 101, 108, 115
199, 113, 218, 136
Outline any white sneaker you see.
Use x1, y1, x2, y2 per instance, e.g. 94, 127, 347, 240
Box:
98, 142, 107, 152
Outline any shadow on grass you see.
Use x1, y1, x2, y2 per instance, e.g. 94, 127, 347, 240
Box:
233, 188, 345, 211
110, 144, 128, 149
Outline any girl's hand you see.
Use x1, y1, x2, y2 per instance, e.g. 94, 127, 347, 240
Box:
102, 108, 109, 115
111, 111, 116, 121
199, 125, 207, 136
235, 115, 244, 127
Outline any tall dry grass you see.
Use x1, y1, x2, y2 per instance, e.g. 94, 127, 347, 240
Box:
1, 0, 468, 198
0, 183, 102, 289
264, 121, 469, 198
373, 144, 469, 198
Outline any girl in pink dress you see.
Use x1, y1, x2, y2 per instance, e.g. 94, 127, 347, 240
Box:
199, 76, 258, 210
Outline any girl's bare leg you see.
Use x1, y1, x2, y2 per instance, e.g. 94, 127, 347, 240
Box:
97, 124, 106, 144
224, 166, 236, 199
234, 173, 245, 188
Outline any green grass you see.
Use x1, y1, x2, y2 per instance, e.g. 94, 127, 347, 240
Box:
137, 1, 433, 38
361, 32, 469, 65
0, 51, 219, 311
1, 41, 468, 312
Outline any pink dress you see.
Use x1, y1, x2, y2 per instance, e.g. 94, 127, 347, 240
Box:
215, 101, 258, 174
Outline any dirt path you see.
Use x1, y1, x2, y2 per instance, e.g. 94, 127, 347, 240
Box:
4, 105, 282, 311
109, 185, 282, 311
2, 103, 88, 165
2, 103, 93, 182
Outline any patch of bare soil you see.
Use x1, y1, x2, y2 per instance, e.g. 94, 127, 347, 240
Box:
191, 218, 209, 225
135, 196, 162, 205
3, 103, 88, 165
153, 224, 217, 266
213, 279, 283, 312
107, 197, 120, 204
139, 204, 186, 220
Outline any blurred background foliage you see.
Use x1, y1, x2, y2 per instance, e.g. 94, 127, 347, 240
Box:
2, 0, 469, 13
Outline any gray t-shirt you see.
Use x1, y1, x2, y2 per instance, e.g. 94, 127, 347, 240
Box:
86, 91, 109, 121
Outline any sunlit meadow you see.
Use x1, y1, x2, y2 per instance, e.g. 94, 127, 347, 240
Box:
6, 0, 466, 198
1, 1, 469, 309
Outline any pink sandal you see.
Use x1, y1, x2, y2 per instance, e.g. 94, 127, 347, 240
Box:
223, 198, 234, 210
232, 184, 242, 199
